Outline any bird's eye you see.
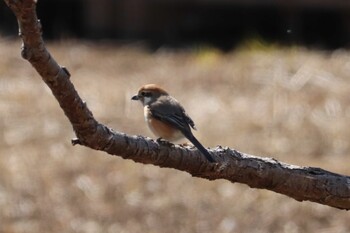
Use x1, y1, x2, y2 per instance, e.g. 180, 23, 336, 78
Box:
141, 91, 151, 97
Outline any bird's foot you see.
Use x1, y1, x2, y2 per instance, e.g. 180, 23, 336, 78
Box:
156, 138, 174, 147
179, 142, 194, 148
179, 142, 192, 148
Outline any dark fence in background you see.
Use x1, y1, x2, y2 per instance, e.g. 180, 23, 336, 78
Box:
1, 0, 350, 49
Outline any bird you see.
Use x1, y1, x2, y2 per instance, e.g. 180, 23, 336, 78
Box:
131, 84, 216, 163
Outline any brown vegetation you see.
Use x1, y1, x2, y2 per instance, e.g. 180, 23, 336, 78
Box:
1, 39, 350, 232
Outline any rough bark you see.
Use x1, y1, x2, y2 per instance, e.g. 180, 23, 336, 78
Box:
3, 0, 350, 210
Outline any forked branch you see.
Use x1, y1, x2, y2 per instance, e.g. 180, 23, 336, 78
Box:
3, 0, 350, 210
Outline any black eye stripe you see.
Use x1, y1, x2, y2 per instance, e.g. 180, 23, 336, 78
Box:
141, 91, 152, 97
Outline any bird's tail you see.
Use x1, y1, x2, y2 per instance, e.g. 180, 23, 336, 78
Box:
185, 133, 215, 163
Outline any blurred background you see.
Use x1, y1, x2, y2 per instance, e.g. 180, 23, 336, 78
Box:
2, 0, 350, 49
1, 0, 350, 232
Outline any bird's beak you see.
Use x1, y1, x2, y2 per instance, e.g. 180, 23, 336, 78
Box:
131, 95, 140, 101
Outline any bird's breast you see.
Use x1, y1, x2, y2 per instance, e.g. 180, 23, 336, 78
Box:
144, 106, 184, 142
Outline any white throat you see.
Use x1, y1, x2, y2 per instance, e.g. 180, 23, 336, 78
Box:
143, 96, 152, 106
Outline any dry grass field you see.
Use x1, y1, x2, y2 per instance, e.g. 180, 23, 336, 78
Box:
0, 38, 350, 233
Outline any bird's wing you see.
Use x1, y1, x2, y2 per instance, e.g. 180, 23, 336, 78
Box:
149, 96, 195, 133
150, 96, 215, 163
183, 111, 197, 130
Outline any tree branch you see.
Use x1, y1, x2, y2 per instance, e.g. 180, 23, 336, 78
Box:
4, 0, 350, 210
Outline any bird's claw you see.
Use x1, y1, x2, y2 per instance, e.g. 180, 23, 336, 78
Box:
179, 142, 191, 147
156, 138, 174, 147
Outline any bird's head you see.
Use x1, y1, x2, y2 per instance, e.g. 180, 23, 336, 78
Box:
131, 84, 169, 106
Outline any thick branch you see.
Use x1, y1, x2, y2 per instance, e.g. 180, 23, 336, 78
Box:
4, 0, 350, 210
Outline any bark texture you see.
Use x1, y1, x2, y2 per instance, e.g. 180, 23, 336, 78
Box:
4, 0, 350, 210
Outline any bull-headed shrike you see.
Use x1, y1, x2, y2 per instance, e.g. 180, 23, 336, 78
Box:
132, 84, 215, 163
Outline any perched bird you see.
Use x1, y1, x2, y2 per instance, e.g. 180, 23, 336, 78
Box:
131, 84, 215, 163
